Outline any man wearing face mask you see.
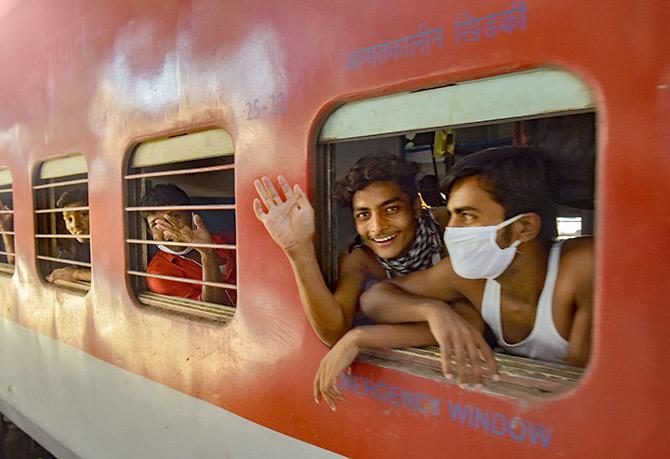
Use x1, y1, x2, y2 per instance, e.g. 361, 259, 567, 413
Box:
140, 184, 236, 305
313, 147, 593, 408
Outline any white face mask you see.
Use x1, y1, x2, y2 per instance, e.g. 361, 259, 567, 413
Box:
444, 214, 528, 279
157, 245, 194, 256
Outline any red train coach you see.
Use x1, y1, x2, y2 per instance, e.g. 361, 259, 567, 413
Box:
0, 0, 668, 457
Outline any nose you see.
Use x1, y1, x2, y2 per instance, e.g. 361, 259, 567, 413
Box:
368, 212, 388, 235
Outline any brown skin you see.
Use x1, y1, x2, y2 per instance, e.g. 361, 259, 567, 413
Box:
47, 202, 92, 283
145, 210, 228, 305
313, 176, 594, 410
253, 176, 430, 348
362, 176, 594, 365
254, 176, 488, 410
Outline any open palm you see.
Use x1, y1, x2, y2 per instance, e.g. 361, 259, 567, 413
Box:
253, 176, 315, 252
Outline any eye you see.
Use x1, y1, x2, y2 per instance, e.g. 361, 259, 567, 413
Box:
354, 211, 370, 220
461, 212, 475, 223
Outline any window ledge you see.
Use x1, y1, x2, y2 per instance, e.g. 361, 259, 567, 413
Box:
359, 346, 583, 401
137, 291, 235, 323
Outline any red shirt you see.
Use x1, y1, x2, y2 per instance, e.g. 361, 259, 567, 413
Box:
146, 234, 236, 305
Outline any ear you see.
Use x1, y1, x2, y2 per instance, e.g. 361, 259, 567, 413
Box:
513, 213, 542, 243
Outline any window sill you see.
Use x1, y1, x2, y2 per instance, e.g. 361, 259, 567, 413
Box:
137, 291, 235, 323
359, 346, 583, 401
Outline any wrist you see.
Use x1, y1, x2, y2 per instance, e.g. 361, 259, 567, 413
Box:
285, 241, 316, 260
421, 301, 451, 321
342, 327, 367, 348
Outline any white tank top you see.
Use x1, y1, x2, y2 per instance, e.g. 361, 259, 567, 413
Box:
481, 241, 569, 363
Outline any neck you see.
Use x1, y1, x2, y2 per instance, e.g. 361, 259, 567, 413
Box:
496, 240, 551, 305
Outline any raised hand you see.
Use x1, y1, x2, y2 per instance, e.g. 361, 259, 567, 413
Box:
253, 176, 315, 254
155, 213, 213, 251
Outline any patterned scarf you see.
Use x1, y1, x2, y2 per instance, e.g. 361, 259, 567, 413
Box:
350, 209, 446, 278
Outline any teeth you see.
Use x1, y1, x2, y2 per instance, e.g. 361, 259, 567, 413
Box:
373, 235, 396, 243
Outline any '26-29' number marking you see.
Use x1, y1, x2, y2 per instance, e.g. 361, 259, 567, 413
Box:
245, 93, 286, 120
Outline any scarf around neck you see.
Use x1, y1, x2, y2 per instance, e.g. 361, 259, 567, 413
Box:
350, 209, 446, 278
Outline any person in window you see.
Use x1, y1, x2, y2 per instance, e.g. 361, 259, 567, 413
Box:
140, 184, 236, 305
314, 147, 594, 408
0, 200, 14, 265
46, 190, 92, 283
253, 155, 467, 348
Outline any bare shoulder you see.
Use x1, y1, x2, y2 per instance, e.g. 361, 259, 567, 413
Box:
558, 237, 595, 303
338, 246, 386, 281
560, 236, 595, 273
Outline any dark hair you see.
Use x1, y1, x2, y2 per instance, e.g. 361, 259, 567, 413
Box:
56, 189, 88, 207
139, 184, 190, 217
335, 155, 420, 207
442, 146, 557, 246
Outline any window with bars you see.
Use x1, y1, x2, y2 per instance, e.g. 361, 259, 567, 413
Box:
125, 129, 236, 321
0, 168, 15, 275
34, 154, 91, 292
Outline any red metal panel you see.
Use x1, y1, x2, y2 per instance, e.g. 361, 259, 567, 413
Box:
0, 0, 668, 457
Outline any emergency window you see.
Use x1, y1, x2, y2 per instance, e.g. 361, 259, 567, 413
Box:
33, 154, 91, 293
0, 168, 14, 275
317, 68, 595, 399
125, 128, 236, 322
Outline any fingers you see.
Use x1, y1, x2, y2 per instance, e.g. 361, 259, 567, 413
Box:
277, 175, 295, 203
438, 338, 453, 380
463, 333, 482, 383
475, 333, 499, 378
252, 199, 266, 221
192, 213, 208, 232
261, 176, 283, 206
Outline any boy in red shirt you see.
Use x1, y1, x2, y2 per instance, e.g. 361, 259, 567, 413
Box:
141, 184, 236, 305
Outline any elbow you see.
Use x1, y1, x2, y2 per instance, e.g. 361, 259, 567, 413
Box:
315, 327, 346, 348
359, 286, 382, 320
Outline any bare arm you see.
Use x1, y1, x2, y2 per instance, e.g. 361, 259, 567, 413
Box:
254, 176, 363, 346
360, 259, 496, 381
157, 213, 229, 305
313, 323, 440, 409
47, 267, 91, 283
565, 239, 595, 367
361, 257, 470, 324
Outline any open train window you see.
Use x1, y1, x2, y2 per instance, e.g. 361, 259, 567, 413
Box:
34, 154, 91, 293
316, 69, 596, 400
0, 168, 15, 275
125, 128, 236, 322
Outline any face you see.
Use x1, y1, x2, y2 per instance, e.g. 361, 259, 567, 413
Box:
352, 181, 418, 259
447, 176, 512, 245
62, 203, 89, 244
145, 210, 191, 251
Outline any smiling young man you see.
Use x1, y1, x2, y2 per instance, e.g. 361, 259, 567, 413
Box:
253, 155, 449, 348
312, 146, 594, 409
141, 184, 236, 305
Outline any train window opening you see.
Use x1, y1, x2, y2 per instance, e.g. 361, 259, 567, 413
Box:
316, 69, 595, 399
125, 128, 237, 322
0, 168, 15, 275
33, 154, 91, 293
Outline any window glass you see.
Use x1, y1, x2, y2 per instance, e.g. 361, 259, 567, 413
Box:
0, 168, 14, 275
125, 129, 236, 321
34, 154, 91, 292
316, 69, 596, 398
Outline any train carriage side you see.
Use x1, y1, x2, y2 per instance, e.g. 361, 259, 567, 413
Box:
0, 0, 668, 458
